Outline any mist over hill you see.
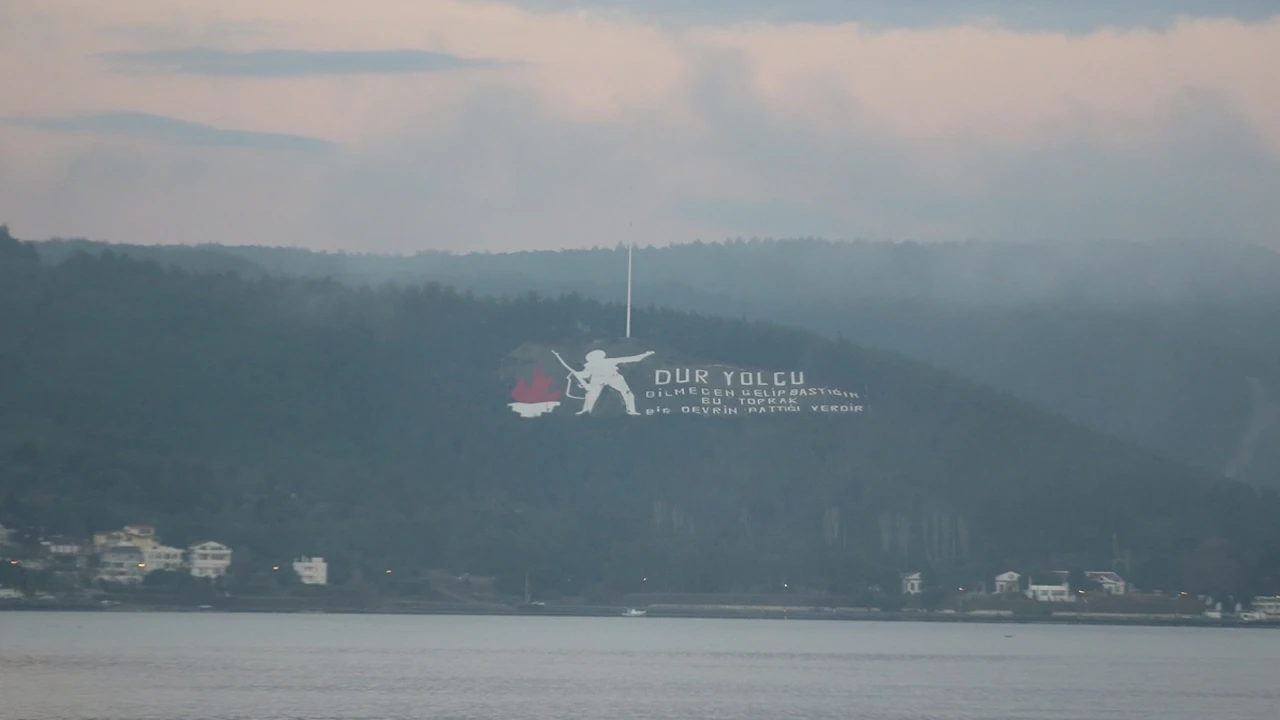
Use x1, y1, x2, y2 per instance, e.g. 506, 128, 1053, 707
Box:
35, 235, 1280, 488
4, 228, 1279, 601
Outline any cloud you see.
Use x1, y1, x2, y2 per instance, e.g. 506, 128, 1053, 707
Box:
492, 0, 1280, 32
672, 198, 848, 239
0, 122, 335, 248
6, 112, 336, 153
672, 58, 1280, 245
961, 90, 1280, 244
302, 60, 1280, 253
99, 48, 503, 77
0, 0, 1278, 253
690, 18, 1280, 155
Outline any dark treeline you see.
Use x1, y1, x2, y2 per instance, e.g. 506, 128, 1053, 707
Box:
4, 228, 1279, 602
35, 235, 1280, 489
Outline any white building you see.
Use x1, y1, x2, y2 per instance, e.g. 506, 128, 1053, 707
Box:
188, 541, 232, 579
994, 571, 1021, 594
142, 545, 186, 573
43, 538, 84, 556
901, 572, 923, 595
94, 524, 160, 550
42, 537, 90, 569
1084, 571, 1128, 595
1242, 596, 1280, 621
0, 522, 14, 546
1026, 583, 1076, 603
97, 545, 146, 584
292, 556, 328, 585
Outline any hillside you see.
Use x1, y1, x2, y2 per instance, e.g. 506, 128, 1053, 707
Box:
4, 229, 1279, 601
35, 236, 1280, 488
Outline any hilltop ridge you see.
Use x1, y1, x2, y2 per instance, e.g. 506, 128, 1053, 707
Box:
31, 233, 1280, 488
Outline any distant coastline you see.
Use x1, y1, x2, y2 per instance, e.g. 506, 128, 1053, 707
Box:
4, 598, 1278, 629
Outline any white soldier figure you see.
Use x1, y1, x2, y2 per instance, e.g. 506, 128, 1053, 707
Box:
557, 349, 654, 415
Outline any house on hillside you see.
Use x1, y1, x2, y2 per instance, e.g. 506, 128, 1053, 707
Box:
1026, 581, 1075, 603
41, 537, 91, 569
901, 572, 923, 595
42, 537, 85, 556
1084, 571, 1128, 595
994, 571, 1021, 594
292, 557, 328, 585
122, 525, 158, 545
142, 545, 186, 573
188, 541, 232, 578
1245, 596, 1280, 621
94, 524, 161, 550
96, 545, 146, 584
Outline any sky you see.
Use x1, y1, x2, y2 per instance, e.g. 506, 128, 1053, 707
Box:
1, 0, 1278, 253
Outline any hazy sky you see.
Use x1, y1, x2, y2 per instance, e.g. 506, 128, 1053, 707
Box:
2, 0, 1278, 253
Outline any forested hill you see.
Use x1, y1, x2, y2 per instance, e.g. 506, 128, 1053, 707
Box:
3, 229, 1279, 601
36, 235, 1280, 488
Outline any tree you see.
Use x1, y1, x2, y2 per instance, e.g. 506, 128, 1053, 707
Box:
1184, 539, 1247, 604
1, 236, 1279, 603
1067, 569, 1103, 594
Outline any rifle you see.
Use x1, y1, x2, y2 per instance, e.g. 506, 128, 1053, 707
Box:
551, 350, 589, 399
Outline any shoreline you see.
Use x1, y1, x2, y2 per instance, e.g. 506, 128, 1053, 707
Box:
4, 599, 1277, 629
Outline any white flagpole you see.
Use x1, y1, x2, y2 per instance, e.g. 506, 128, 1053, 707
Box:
625, 228, 633, 339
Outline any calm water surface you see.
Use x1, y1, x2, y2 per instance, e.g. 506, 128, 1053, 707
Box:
1, 612, 1276, 719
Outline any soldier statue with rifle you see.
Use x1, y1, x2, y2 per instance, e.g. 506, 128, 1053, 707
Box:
553, 349, 654, 416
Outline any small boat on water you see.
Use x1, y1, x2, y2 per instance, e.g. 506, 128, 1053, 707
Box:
621, 608, 647, 617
